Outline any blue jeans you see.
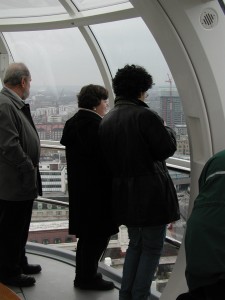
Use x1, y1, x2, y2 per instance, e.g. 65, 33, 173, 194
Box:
119, 225, 166, 300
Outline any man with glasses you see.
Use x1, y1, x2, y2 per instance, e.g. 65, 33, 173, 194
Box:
0, 63, 42, 287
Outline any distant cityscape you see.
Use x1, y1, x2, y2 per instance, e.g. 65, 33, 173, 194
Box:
28, 85, 189, 158
29, 84, 190, 243
28, 85, 190, 293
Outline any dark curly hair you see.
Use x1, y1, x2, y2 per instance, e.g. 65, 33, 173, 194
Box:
112, 64, 153, 99
77, 84, 108, 109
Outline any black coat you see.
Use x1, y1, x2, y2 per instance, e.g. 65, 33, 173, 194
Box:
60, 109, 118, 237
99, 97, 180, 227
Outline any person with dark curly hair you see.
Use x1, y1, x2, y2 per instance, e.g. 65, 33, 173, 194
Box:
61, 84, 118, 291
99, 64, 180, 300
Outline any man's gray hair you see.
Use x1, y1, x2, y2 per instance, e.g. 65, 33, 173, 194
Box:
3, 62, 30, 86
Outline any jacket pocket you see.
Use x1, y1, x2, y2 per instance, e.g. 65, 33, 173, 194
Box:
21, 168, 37, 195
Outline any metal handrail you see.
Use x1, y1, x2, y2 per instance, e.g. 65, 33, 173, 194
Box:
38, 141, 186, 249
35, 196, 181, 249
40, 140, 191, 173
165, 236, 181, 248
36, 196, 68, 207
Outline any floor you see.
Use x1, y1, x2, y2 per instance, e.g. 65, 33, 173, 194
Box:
9, 253, 120, 300
3, 241, 162, 300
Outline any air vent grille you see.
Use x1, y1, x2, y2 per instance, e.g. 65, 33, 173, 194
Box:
200, 8, 218, 29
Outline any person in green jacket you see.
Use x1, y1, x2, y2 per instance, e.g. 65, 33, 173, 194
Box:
177, 149, 225, 300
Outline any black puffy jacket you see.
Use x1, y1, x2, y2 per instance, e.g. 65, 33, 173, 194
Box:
99, 97, 180, 227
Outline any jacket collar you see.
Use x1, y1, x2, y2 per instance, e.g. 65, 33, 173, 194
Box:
77, 108, 102, 120
1, 86, 25, 110
114, 96, 149, 108
78, 107, 102, 119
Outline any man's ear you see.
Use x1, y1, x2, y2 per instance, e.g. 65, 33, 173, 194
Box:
21, 77, 26, 88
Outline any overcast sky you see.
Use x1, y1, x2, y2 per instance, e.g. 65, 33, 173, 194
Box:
4, 17, 175, 93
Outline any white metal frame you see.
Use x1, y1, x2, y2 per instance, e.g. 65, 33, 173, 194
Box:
0, 3, 136, 107
130, 0, 225, 298
0, 1, 225, 298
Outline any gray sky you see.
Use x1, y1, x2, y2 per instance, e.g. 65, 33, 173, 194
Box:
4, 17, 175, 91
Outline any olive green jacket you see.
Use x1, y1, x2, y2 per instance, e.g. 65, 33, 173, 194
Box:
185, 149, 225, 291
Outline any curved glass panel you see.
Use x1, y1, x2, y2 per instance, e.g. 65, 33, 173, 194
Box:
4, 29, 103, 87
0, 0, 66, 18
3, 28, 103, 141
31, 144, 190, 295
72, 0, 129, 11
91, 18, 189, 159
91, 17, 173, 85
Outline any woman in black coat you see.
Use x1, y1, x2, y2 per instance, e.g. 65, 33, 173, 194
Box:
60, 84, 118, 291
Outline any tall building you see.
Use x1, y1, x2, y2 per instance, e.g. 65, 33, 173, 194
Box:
39, 163, 67, 193
159, 87, 185, 129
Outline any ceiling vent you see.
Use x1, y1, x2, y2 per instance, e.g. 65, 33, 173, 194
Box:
200, 8, 218, 29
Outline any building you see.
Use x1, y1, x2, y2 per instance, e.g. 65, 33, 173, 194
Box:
28, 220, 76, 246
160, 87, 185, 129
36, 123, 65, 141
39, 163, 67, 193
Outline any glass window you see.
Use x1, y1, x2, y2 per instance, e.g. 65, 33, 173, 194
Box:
3, 28, 104, 141
91, 17, 173, 85
42, 239, 49, 244
91, 18, 189, 160
65, 237, 73, 243
72, 0, 129, 11
37, 203, 43, 210
54, 238, 61, 244
4, 28, 103, 90
0, 0, 66, 18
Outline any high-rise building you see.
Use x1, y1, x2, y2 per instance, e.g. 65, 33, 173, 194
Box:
159, 87, 185, 129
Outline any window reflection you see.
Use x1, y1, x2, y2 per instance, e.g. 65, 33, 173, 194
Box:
0, 0, 66, 18
91, 18, 189, 159
4, 28, 104, 140
4, 29, 103, 90
3, 22, 190, 294
91, 18, 172, 83
72, 0, 129, 11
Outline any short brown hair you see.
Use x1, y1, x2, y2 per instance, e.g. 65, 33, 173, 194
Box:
77, 84, 108, 109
